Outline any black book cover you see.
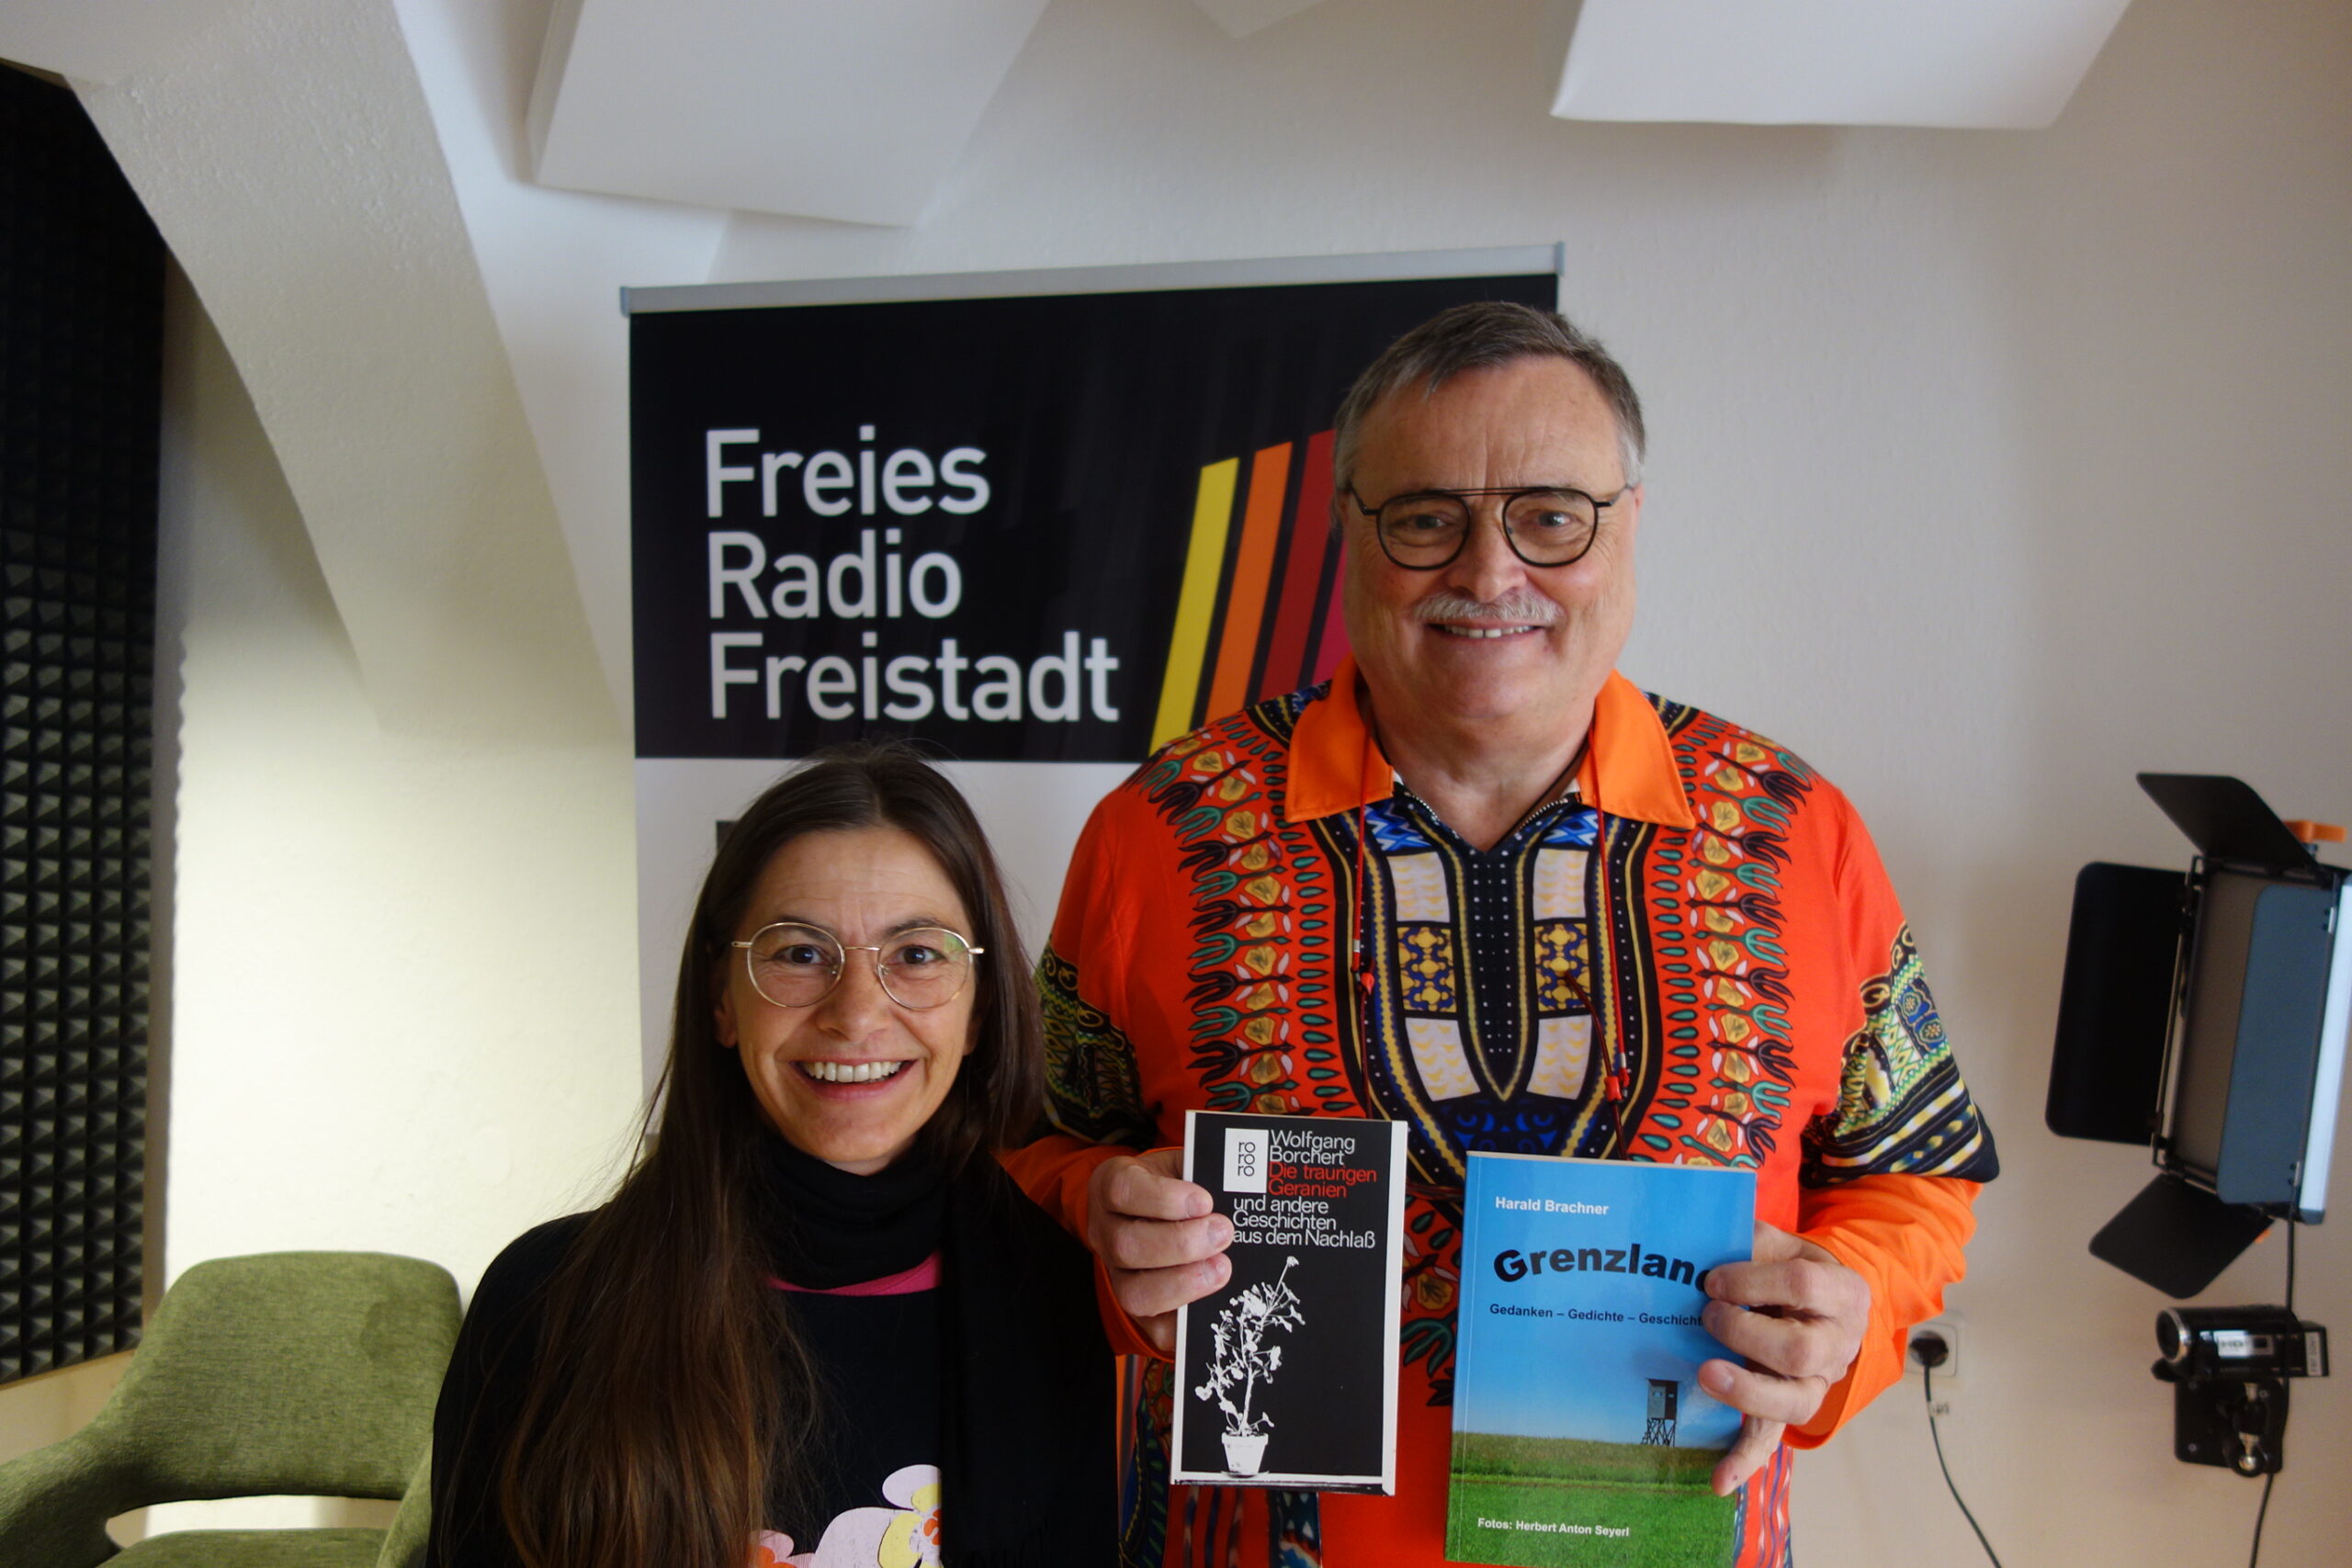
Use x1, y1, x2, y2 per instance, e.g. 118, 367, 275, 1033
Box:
1170, 1111, 1407, 1492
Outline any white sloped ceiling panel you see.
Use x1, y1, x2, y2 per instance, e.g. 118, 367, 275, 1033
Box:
1555, 0, 2135, 130
527, 0, 1055, 226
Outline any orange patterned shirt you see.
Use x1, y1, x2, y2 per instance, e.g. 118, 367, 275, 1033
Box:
1007, 660, 1997, 1568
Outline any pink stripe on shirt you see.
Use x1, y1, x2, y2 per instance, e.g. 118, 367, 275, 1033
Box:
768, 1250, 942, 1296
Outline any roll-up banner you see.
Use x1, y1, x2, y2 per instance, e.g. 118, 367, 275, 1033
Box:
628, 248, 1562, 1077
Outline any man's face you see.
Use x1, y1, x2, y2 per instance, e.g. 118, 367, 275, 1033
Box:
1340, 355, 1642, 740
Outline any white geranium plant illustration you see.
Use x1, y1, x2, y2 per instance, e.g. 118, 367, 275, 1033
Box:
1193, 1255, 1304, 1473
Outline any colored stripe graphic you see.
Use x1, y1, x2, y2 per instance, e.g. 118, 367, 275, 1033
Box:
1204, 442, 1294, 720
1152, 432, 1358, 751
1260, 428, 1336, 697
1150, 457, 1240, 750
1308, 504, 1354, 685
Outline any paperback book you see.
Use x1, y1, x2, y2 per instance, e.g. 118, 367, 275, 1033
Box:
1170, 1111, 1408, 1491
1447, 1154, 1756, 1567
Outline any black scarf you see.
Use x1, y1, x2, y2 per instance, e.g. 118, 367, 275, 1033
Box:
753, 1134, 1114, 1567
755, 1132, 950, 1289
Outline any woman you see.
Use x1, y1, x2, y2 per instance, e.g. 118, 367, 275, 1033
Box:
430, 745, 1113, 1568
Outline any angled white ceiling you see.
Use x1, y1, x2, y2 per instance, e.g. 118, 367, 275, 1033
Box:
1190, 0, 1327, 40
1556, 0, 2135, 130
526, 0, 1053, 227
75, 0, 616, 743
0, 0, 249, 84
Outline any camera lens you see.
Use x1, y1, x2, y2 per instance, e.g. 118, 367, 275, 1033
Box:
2157, 1308, 2188, 1364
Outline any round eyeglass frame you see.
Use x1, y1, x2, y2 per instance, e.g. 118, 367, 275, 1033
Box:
1346, 483, 1633, 570
729, 921, 985, 1011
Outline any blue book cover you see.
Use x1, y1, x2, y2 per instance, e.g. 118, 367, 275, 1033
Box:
1447, 1154, 1756, 1567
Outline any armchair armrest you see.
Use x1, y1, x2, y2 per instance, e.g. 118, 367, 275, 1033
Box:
0, 1431, 133, 1568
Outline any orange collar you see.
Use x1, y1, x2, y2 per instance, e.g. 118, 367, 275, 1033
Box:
1284, 657, 1698, 831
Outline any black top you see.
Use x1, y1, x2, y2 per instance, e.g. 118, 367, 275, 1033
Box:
428, 1145, 1114, 1568
777, 1286, 946, 1549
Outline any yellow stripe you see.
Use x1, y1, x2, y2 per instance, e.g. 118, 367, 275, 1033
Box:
1151, 457, 1240, 750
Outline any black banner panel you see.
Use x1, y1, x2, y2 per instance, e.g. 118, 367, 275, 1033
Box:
629, 272, 1556, 763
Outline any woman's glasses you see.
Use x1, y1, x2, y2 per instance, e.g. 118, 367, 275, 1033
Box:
731, 922, 982, 1010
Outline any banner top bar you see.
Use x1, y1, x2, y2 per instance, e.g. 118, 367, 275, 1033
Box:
621, 244, 1564, 316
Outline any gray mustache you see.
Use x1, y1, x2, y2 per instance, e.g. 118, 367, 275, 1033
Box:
1409, 590, 1563, 626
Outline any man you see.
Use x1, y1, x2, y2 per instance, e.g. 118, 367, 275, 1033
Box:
1007, 302, 1997, 1568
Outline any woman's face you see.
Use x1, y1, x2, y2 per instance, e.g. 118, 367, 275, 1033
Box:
714, 825, 978, 1174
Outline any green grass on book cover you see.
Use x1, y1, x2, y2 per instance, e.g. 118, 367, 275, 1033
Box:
1445, 1432, 1732, 1568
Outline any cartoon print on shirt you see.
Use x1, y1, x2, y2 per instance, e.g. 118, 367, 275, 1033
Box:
752, 1463, 943, 1568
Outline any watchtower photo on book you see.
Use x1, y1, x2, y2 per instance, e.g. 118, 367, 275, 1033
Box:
1448, 1154, 1757, 1567
1171, 1111, 1408, 1491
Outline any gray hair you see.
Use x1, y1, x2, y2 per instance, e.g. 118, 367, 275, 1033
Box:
1330, 301, 1646, 493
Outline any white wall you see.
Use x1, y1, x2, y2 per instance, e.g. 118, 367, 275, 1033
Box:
153, 260, 643, 1290
137, 265, 643, 1534
62, 0, 2350, 1559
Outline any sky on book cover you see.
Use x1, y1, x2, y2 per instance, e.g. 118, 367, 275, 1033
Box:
1457, 1156, 1753, 1449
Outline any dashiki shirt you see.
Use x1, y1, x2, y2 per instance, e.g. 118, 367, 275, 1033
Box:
1006, 659, 1999, 1568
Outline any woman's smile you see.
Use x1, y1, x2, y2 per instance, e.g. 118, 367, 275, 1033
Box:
796, 1058, 913, 1086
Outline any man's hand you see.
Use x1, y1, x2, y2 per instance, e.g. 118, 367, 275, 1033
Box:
1696, 1223, 1871, 1496
1086, 1147, 1234, 1355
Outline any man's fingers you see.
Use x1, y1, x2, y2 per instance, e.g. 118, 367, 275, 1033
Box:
1112, 1254, 1232, 1324
1132, 1312, 1176, 1358
1096, 1151, 1212, 1224
1702, 1224, 1870, 1385
1698, 1356, 1828, 1427
1702, 1300, 1852, 1382
1708, 1413, 1786, 1496
1706, 1257, 1865, 1318
1098, 1210, 1233, 1271
1084, 1150, 1236, 1340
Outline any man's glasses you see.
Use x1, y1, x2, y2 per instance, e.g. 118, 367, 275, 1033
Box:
1348, 484, 1632, 570
730, 922, 983, 1010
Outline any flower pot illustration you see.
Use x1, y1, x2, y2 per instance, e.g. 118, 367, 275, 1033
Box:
1193, 1256, 1304, 1476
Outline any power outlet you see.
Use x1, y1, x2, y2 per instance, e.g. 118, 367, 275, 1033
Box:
1907, 1314, 1962, 1385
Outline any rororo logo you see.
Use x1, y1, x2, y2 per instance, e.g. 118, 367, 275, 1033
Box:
1224, 1129, 1269, 1193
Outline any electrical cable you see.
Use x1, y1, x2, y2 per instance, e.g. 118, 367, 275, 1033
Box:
1921, 1363, 2004, 1568
2245, 1215, 2297, 1568
2246, 1471, 2274, 1568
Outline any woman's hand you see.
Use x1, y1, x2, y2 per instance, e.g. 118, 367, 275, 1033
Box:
1085, 1148, 1234, 1354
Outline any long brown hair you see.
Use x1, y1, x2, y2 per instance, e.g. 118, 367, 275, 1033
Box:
492, 743, 1043, 1568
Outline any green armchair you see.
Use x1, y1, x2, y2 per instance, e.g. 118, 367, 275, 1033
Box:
0, 1251, 459, 1568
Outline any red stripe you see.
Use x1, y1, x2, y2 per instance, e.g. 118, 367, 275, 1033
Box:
1258, 429, 1335, 699
1307, 525, 1352, 687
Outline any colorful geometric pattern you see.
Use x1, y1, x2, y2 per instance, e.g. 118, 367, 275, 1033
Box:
1395, 925, 1458, 1013
1037, 946, 1158, 1151
1621, 704, 1807, 1170
1804, 926, 1996, 1185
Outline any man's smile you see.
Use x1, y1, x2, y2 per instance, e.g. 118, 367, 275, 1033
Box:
1429, 623, 1544, 638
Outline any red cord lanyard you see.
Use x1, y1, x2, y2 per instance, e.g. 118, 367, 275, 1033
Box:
1351, 716, 1377, 1009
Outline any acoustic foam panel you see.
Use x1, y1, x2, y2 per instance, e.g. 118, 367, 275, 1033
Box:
0, 63, 163, 1383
